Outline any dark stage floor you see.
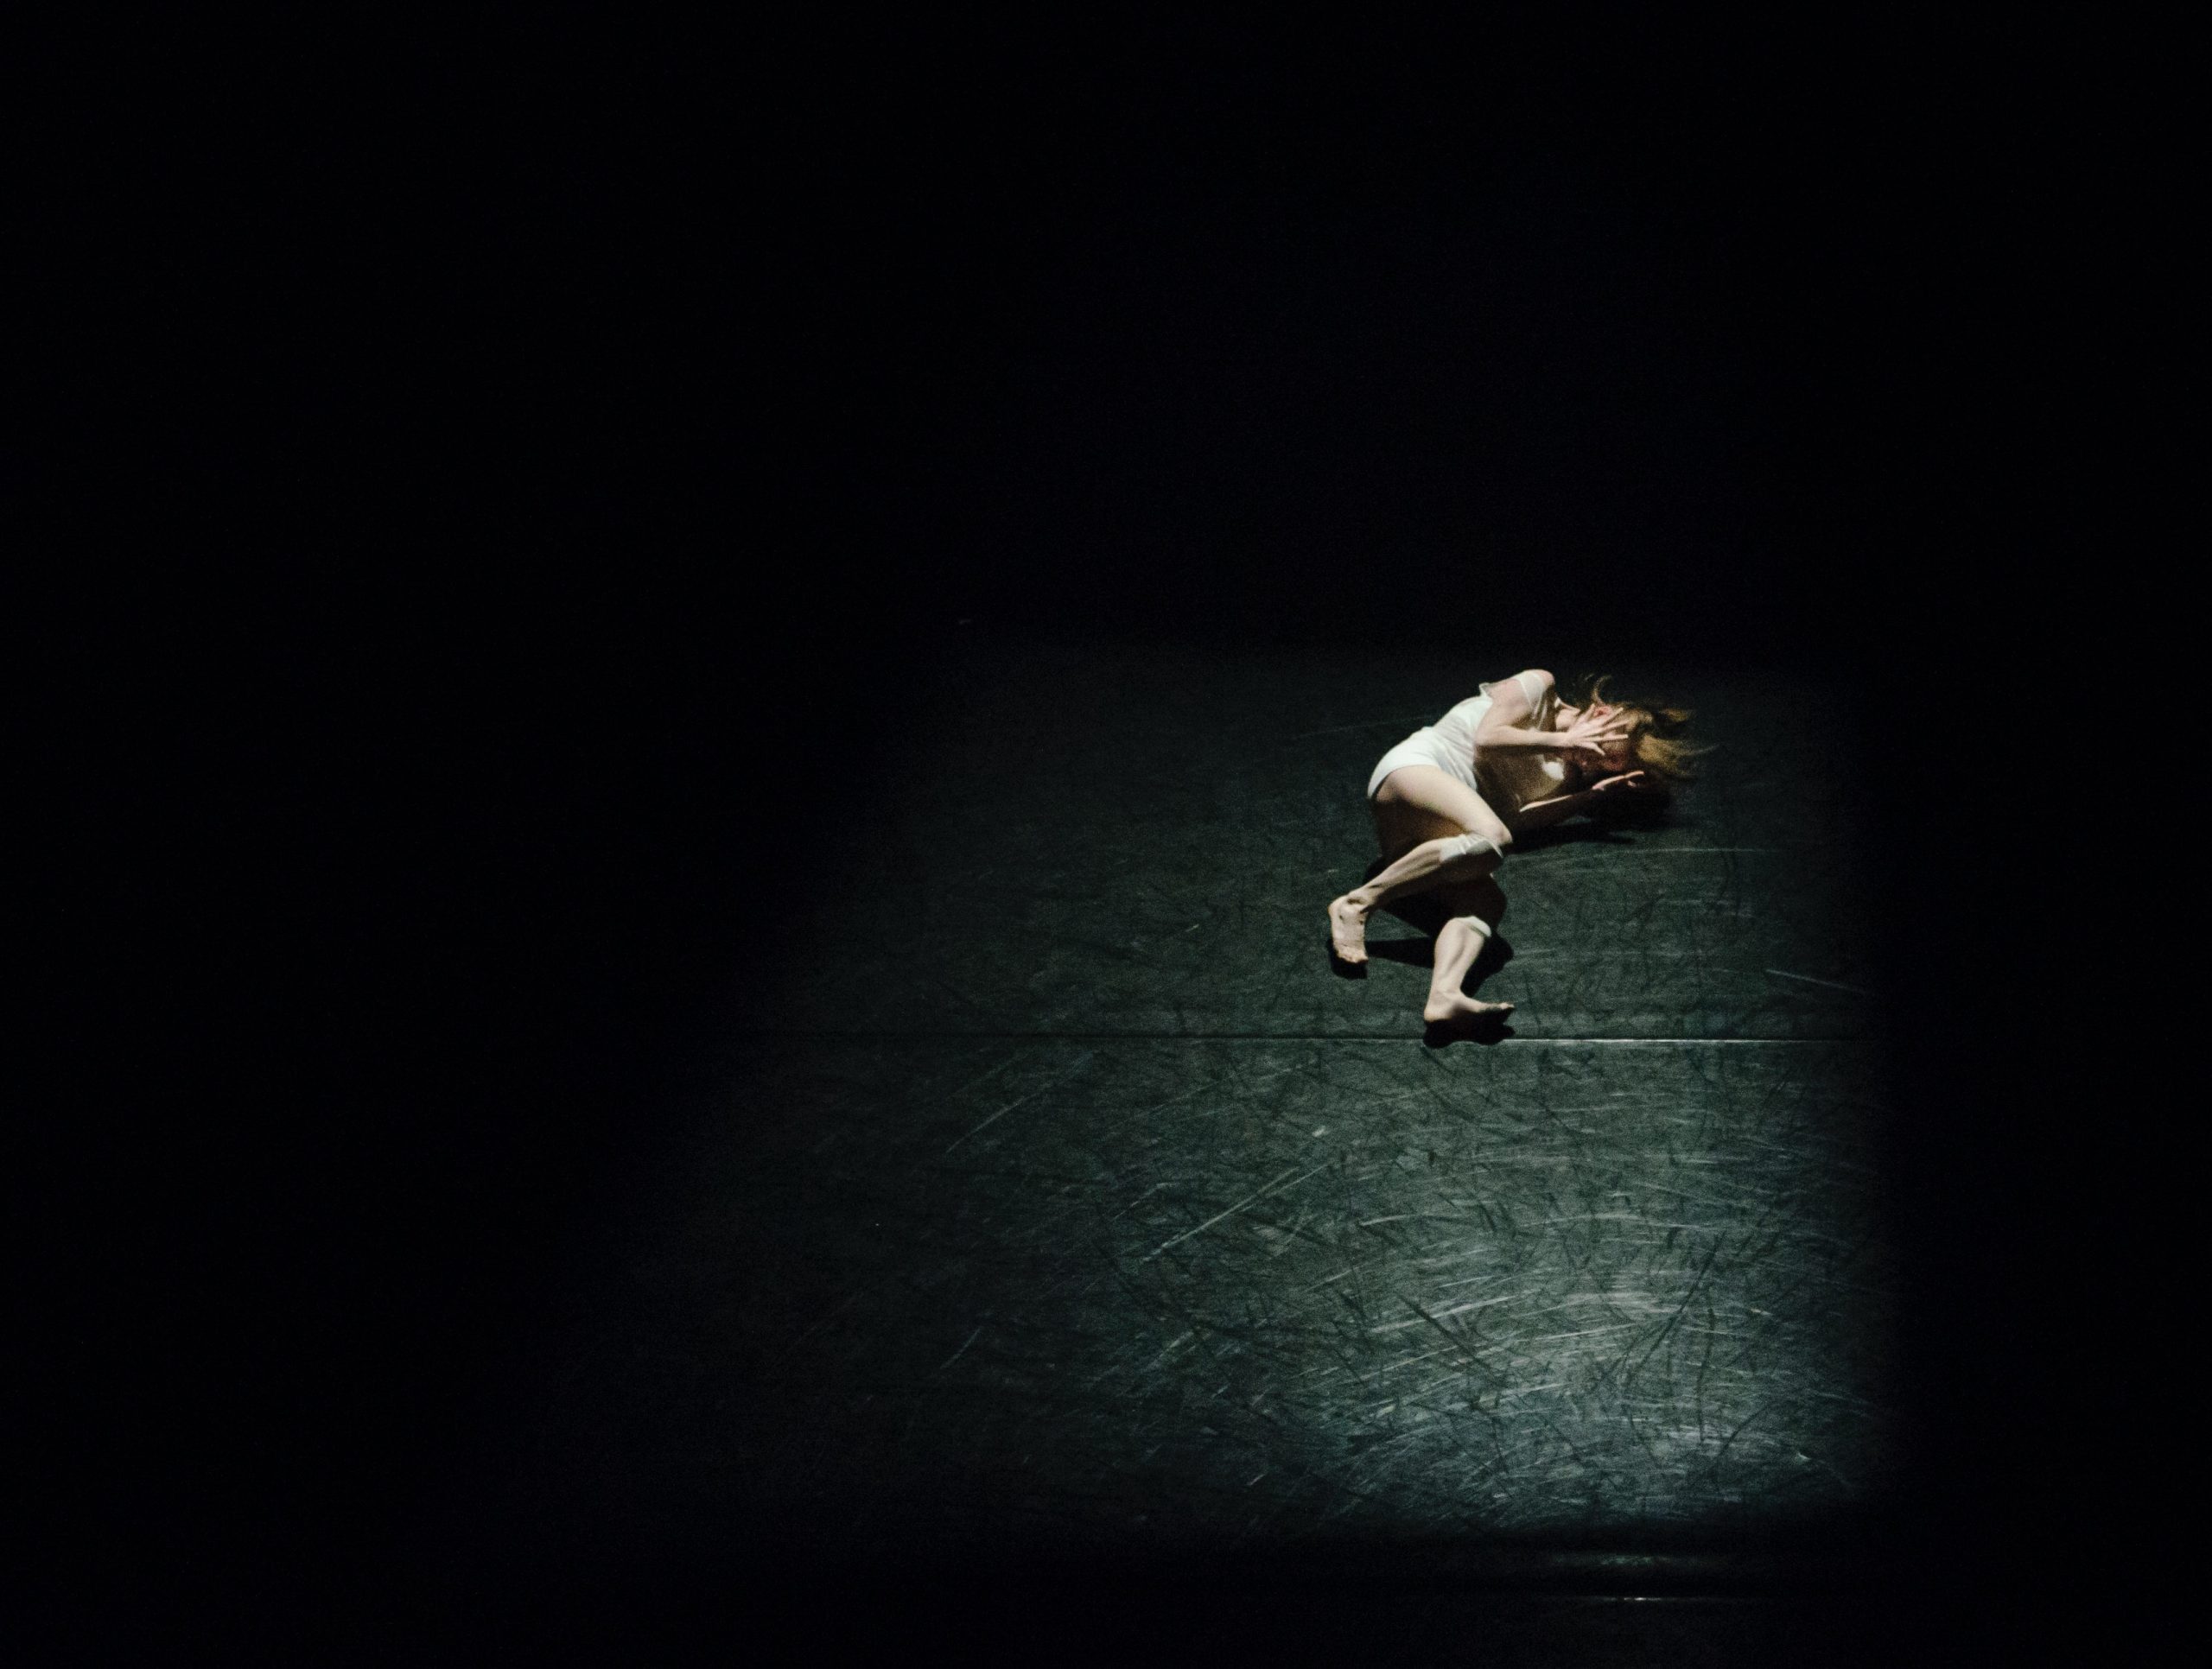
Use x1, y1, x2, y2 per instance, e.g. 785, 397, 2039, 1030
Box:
423, 635, 1919, 1653
42, 17, 2173, 1659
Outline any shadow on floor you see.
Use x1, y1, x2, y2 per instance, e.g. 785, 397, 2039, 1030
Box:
1421, 1012, 1516, 1049
1341, 851, 1522, 1048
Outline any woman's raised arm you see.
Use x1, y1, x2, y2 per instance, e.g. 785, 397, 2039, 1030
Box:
1472, 669, 1560, 752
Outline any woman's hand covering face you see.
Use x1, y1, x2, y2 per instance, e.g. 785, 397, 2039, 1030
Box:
1556, 707, 1635, 759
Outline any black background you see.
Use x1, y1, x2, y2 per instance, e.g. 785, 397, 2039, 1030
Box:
31, 10, 2173, 1652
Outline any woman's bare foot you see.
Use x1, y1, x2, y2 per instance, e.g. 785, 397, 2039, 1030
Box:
1328, 895, 1370, 963
1421, 993, 1515, 1026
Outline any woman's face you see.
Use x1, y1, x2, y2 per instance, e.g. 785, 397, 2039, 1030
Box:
1580, 702, 1638, 775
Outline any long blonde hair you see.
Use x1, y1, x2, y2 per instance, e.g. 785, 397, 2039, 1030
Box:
1569, 674, 1707, 785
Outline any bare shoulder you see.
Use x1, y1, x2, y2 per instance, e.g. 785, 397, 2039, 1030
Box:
1478, 668, 1550, 727
1504, 667, 1556, 705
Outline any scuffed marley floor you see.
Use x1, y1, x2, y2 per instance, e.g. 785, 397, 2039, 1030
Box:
438, 633, 1909, 1651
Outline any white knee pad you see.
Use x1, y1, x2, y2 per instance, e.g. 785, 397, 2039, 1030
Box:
1439, 832, 1504, 866
1449, 912, 1495, 940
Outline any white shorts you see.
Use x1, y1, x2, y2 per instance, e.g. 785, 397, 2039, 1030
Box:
1366, 727, 1481, 801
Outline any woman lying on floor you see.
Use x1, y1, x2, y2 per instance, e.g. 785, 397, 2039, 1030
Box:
1326, 670, 1700, 1031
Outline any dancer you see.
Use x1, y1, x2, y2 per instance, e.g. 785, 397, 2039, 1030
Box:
1325, 670, 1700, 1031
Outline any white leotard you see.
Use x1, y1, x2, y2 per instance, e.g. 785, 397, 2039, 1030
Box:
1364, 671, 1568, 823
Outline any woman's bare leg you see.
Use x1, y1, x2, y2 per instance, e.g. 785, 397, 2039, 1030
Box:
1421, 876, 1513, 1026
1328, 765, 1514, 965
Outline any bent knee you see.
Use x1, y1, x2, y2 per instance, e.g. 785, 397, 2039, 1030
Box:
1467, 822, 1513, 854
1443, 910, 1498, 942
1438, 829, 1509, 866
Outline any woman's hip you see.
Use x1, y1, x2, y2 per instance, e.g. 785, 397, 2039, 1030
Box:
1366, 730, 1478, 801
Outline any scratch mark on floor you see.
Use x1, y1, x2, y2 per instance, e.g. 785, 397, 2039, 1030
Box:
1143, 1162, 1332, 1260
933, 1325, 984, 1375
1763, 968, 1871, 996
944, 1088, 1043, 1154
944, 1050, 1095, 1152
